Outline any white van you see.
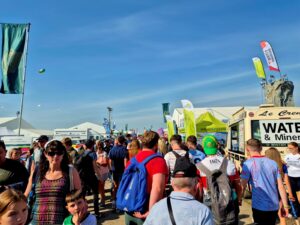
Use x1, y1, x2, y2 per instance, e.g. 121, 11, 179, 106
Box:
226, 104, 300, 169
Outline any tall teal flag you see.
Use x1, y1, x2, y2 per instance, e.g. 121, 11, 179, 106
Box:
162, 103, 170, 123
1, 24, 29, 94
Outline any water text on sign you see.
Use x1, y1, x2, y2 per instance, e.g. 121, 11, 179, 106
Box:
259, 120, 300, 144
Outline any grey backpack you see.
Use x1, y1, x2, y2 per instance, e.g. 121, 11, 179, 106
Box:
197, 159, 236, 225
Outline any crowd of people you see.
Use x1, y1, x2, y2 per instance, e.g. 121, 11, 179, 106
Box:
0, 131, 299, 225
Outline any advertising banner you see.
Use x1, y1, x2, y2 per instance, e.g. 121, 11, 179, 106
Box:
260, 41, 280, 72
1, 24, 29, 94
162, 103, 170, 123
181, 99, 197, 139
259, 120, 300, 144
165, 115, 175, 141
252, 57, 266, 79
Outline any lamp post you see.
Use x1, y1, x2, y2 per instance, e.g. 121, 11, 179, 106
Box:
107, 107, 113, 134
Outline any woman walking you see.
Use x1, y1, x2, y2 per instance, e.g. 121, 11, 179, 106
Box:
95, 140, 109, 206
25, 140, 81, 225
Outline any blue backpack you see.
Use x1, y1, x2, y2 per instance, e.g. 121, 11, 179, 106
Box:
116, 153, 161, 212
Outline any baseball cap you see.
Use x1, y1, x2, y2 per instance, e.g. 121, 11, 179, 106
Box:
37, 135, 49, 142
172, 155, 197, 178
202, 135, 218, 155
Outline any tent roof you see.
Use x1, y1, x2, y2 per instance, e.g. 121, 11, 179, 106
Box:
69, 122, 106, 134
196, 112, 227, 133
0, 117, 16, 124
173, 107, 242, 122
13, 129, 53, 136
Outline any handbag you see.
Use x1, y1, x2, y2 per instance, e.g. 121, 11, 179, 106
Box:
26, 166, 39, 224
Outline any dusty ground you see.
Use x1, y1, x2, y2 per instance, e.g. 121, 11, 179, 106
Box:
86, 181, 298, 225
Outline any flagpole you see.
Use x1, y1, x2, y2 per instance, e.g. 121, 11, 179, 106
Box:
18, 23, 30, 136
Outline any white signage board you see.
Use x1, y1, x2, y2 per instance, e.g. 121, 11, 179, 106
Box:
53, 129, 88, 141
259, 120, 300, 143
0, 135, 31, 146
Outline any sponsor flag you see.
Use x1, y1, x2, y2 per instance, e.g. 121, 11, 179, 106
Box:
1, 24, 29, 94
165, 115, 175, 141
181, 99, 197, 140
102, 118, 110, 135
260, 41, 280, 72
252, 57, 266, 79
162, 103, 170, 122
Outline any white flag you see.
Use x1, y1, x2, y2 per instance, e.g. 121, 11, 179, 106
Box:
260, 41, 280, 72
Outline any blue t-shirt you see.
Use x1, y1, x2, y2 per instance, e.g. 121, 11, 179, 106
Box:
241, 157, 281, 211
109, 145, 127, 173
189, 149, 206, 164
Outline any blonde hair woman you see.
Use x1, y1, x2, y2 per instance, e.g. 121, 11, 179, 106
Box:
265, 147, 295, 225
158, 138, 168, 156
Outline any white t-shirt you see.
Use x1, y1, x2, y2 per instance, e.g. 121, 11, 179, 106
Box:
284, 153, 300, 178
164, 150, 191, 175
199, 155, 236, 177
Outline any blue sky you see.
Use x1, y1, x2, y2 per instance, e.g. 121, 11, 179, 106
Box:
0, 0, 300, 132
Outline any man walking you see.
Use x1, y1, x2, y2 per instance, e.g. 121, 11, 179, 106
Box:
76, 139, 101, 218
186, 135, 206, 164
144, 153, 213, 225
124, 131, 168, 225
241, 138, 289, 225
62, 137, 78, 164
197, 135, 242, 225
164, 135, 190, 177
0, 140, 29, 191
109, 135, 127, 209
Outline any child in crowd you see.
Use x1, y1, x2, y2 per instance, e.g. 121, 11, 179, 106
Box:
0, 187, 28, 225
63, 189, 97, 225
9, 148, 25, 165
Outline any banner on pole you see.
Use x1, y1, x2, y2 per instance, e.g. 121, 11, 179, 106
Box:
102, 118, 110, 135
260, 41, 280, 72
1, 24, 29, 94
181, 99, 197, 139
252, 57, 266, 79
162, 103, 170, 123
165, 115, 175, 141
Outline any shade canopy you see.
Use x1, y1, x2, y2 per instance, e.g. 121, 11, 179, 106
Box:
196, 112, 227, 133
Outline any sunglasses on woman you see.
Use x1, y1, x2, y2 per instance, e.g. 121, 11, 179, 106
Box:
47, 151, 64, 157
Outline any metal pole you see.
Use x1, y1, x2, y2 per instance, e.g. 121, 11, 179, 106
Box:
18, 24, 30, 136
107, 107, 112, 135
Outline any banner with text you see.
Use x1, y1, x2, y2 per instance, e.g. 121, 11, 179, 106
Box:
260, 41, 280, 72
259, 120, 300, 144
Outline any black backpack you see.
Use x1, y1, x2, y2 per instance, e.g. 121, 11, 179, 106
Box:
74, 152, 94, 179
197, 158, 236, 225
